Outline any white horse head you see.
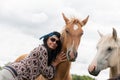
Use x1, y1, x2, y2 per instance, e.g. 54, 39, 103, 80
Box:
88, 28, 120, 77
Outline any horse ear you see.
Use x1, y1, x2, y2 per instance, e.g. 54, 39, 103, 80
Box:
112, 28, 117, 41
82, 15, 89, 26
97, 30, 103, 37
62, 13, 69, 24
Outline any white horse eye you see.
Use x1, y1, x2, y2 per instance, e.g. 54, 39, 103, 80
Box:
107, 47, 112, 52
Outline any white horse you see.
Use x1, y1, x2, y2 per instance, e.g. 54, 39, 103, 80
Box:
88, 28, 120, 78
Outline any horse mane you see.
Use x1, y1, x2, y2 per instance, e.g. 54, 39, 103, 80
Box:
68, 17, 84, 26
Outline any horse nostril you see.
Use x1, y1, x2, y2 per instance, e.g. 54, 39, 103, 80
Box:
89, 65, 96, 72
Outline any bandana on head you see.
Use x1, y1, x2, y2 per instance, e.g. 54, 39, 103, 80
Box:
39, 31, 61, 40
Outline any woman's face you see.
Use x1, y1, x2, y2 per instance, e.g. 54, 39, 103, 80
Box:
47, 35, 60, 50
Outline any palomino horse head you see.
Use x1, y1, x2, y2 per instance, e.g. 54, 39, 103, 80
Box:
61, 13, 89, 62
88, 28, 120, 76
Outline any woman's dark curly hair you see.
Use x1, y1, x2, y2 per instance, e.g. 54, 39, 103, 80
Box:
40, 31, 62, 66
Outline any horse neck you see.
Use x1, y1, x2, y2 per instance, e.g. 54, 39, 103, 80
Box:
54, 61, 71, 80
61, 31, 67, 52
53, 33, 72, 80
110, 39, 120, 78
110, 60, 120, 78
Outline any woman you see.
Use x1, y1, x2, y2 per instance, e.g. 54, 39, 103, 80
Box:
0, 31, 67, 80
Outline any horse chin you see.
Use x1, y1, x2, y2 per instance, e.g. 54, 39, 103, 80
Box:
66, 54, 77, 62
69, 58, 76, 62
89, 70, 100, 76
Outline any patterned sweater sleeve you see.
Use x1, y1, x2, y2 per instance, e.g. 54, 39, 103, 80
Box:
30, 45, 56, 79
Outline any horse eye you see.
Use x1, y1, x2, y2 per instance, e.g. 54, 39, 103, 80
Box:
107, 47, 112, 52
66, 29, 69, 34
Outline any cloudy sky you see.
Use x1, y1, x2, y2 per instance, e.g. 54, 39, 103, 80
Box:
0, 0, 120, 80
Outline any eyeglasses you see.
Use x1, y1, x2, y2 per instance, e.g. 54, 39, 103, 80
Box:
50, 37, 59, 44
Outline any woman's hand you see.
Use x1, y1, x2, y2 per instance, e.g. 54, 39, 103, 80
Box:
52, 51, 67, 67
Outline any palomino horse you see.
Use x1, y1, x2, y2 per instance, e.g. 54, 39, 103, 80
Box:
15, 13, 89, 80
88, 28, 120, 78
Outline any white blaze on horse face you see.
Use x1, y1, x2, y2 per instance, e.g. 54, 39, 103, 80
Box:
73, 25, 78, 30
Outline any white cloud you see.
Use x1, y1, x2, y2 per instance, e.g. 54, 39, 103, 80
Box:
0, 24, 41, 66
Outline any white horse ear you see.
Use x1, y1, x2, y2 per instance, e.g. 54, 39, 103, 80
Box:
62, 13, 69, 24
97, 30, 103, 37
81, 15, 89, 26
112, 28, 117, 41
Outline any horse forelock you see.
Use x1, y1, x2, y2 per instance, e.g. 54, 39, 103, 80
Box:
70, 18, 84, 27
98, 34, 119, 48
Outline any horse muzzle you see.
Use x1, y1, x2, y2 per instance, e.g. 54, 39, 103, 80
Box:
88, 65, 100, 76
67, 50, 78, 62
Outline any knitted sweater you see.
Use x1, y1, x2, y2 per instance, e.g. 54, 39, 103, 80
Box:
5, 45, 56, 80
